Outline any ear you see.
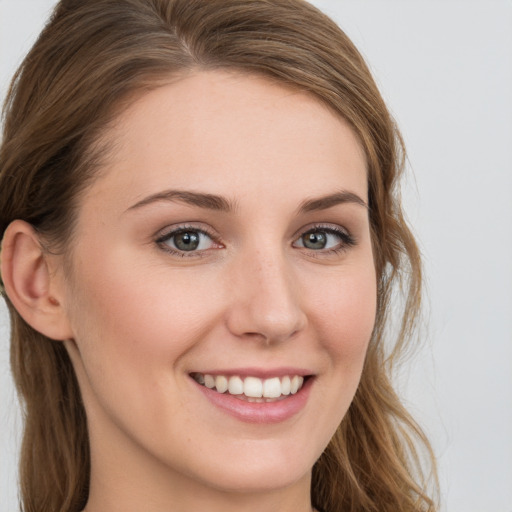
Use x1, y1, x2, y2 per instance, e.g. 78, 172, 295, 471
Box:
1, 220, 74, 341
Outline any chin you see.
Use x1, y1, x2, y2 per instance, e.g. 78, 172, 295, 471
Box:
202, 464, 310, 495
177, 439, 316, 494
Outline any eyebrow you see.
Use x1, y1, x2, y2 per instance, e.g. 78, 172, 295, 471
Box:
127, 190, 235, 213
126, 188, 367, 214
297, 190, 368, 213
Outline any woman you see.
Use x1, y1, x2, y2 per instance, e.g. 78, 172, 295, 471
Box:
0, 0, 438, 511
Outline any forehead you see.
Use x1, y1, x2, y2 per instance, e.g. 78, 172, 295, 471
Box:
83, 70, 368, 215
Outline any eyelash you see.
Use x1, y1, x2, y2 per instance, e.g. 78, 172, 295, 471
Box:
155, 223, 356, 258
156, 224, 220, 258
297, 224, 356, 256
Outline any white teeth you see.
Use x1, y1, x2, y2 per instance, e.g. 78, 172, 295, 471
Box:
281, 375, 291, 395
195, 373, 306, 398
244, 376, 263, 398
263, 377, 282, 398
204, 374, 215, 388
215, 375, 228, 393
228, 376, 244, 395
290, 375, 303, 394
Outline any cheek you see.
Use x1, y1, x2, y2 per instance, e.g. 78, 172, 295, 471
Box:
296, 261, 376, 453
65, 245, 222, 399
72, 270, 212, 362
311, 262, 377, 367
64, 250, 226, 445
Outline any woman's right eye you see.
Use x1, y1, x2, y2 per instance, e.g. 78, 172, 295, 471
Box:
156, 228, 218, 255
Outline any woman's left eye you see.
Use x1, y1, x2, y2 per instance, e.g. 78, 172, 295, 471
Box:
293, 227, 354, 252
157, 228, 217, 254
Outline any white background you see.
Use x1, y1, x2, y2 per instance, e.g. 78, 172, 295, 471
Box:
1, 1, 511, 511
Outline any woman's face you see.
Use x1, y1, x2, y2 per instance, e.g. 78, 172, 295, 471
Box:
60, 71, 376, 501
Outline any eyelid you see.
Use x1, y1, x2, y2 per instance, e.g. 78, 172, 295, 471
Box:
292, 222, 351, 239
155, 223, 215, 242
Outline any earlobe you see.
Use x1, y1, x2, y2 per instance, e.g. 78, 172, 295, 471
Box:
1, 220, 74, 341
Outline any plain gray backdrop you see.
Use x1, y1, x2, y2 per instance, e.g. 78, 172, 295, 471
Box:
1, 1, 511, 511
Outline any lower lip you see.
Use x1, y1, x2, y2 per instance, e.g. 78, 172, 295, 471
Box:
193, 378, 313, 424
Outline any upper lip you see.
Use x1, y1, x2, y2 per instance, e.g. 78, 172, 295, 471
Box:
189, 367, 313, 379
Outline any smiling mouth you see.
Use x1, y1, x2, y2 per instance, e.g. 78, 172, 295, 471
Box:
191, 373, 307, 403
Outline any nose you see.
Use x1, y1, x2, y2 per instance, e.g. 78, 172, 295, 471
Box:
225, 248, 307, 344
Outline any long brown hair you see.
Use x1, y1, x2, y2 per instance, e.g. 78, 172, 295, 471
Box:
0, 1, 438, 510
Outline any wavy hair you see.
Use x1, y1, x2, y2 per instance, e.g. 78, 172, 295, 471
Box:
0, 1, 438, 510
